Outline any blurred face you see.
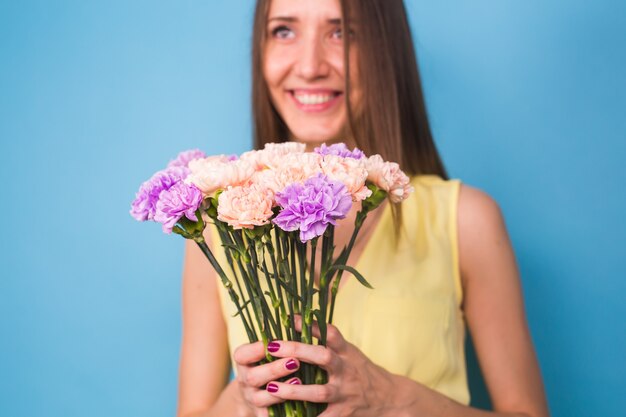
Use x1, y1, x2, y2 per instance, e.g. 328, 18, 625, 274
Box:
263, 0, 358, 148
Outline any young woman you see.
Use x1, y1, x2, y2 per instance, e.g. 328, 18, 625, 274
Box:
176, 1, 550, 416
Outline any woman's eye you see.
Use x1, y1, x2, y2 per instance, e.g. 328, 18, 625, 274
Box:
271, 26, 295, 40
331, 27, 355, 40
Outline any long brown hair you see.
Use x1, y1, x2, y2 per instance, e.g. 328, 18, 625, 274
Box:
251, 0, 448, 235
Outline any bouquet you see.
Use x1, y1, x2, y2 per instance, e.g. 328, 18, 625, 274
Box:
130, 142, 413, 417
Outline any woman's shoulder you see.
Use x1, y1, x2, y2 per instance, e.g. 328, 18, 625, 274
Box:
410, 175, 500, 214
456, 183, 504, 233
408, 175, 506, 255
455, 182, 509, 283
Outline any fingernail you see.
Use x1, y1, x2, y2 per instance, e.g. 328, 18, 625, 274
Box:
288, 378, 301, 385
285, 359, 298, 370
267, 383, 279, 393
267, 342, 280, 353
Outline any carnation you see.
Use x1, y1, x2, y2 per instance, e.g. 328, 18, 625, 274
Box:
130, 166, 189, 222
185, 158, 254, 196
167, 149, 207, 168
314, 143, 365, 159
320, 154, 372, 201
365, 155, 414, 203
217, 183, 275, 229
242, 142, 307, 171
273, 174, 352, 242
154, 182, 203, 233
251, 152, 323, 194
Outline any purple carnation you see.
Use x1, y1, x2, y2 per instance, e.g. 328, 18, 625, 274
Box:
273, 174, 352, 242
154, 182, 203, 233
167, 149, 206, 168
314, 143, 365, 160
130, 166, 189, 222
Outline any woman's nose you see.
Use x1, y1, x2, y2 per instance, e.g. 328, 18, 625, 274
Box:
294, 36, 330, 80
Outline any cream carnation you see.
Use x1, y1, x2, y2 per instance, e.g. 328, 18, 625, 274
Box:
251, 152, 323, 194
365, 155, 414, 203
217, 183, 275, 229
241, 142, 307, 171
185, 157, 254, 196
321, 155, 371, 201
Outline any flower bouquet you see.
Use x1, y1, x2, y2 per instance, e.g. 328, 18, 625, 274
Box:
130, 142, 413, 417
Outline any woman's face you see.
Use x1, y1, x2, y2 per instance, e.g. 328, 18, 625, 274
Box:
263, 0, 358, 148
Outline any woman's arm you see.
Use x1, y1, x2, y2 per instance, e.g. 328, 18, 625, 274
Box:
176, 238, 251, 417
449, 184, 549, 416
392, 184, 550, 416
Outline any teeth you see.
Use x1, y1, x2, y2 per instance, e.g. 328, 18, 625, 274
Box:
293, 93, 335, 105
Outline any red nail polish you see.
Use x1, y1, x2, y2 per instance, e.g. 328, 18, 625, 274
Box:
267, 383, 279, 393
288, 378, 301, 385
267, 342, 280, 353
285, 359, 298, 370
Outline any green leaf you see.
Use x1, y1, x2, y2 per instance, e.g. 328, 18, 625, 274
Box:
177, 214, 205, 237
253, 296, 265, 326
220, 242, 240, 253
172, 225, 191, 239
312, 309, 327, 345
327, 265, 374, 289
274, 277, 304, 302
232, 299, 252, 317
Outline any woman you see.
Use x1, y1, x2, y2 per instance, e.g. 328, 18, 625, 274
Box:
176, 0, 550, 416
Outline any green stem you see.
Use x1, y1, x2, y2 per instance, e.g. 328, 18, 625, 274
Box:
241, 233, 279, 341
216, 228, 256, 341
328, 213, 366, 325
195, 239, 255, 342
278, 230, 298, 342
268, 233, 290, 340
261, 256, 283, 340
287, 233, 301, 342
305, 238, 318, 386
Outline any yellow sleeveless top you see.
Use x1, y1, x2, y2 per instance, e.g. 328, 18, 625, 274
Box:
213, 175, 469, 405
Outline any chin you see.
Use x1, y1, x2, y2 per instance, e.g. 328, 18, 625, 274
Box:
289, 125, 347, 146
291, 134, 338, 150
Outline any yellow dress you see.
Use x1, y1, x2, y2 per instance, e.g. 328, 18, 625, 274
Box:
213, 174, 469, 405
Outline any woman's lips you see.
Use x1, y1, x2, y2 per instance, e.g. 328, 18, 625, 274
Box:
288, 90, 343, 112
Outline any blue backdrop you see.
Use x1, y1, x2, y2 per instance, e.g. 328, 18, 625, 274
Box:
1, 1, 624, 416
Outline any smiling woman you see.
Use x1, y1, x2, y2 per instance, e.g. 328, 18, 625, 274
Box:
176, 1, 551, 417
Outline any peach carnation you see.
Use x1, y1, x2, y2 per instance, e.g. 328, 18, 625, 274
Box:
185, 157, 254, 196
251, 152, 323, 194
241, 142, 306, 171
320, 155, 372, 201
217, 183, 275, 229
365, 155, 414, 203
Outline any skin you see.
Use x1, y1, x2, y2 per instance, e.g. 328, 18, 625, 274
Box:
176, 1, 550, 416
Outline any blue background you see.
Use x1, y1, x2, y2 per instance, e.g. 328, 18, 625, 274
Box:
1, 1, 624, 416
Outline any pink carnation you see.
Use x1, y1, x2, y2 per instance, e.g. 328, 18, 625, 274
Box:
241, 142, 306, 171
217, 183, 275, 229
250, 152, 323, 194
365, 155, 414, 203
321, 155, 372, 201
185, 157, 255, 196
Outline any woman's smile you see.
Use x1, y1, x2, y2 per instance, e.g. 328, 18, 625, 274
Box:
288, 89, 343, 112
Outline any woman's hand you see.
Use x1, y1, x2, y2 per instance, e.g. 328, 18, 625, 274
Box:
232, 338, 304, 417
261, 315, 401, 417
